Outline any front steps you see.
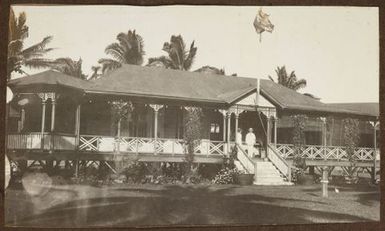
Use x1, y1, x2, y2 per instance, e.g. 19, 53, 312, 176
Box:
253, 160, 293, 185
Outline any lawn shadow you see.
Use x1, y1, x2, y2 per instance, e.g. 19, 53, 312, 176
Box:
5, 184, 374, 228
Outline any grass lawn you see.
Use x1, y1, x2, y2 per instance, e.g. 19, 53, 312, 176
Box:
5, 182, 379, 227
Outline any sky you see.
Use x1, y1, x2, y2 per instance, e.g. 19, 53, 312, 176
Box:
11, 5, 379, 103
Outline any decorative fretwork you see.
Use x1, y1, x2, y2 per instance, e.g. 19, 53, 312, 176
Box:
275, 143, 378, 161
78, 135, 225, 156
257, 107, 276, 118
37, 92, 56, 102
148, 104, 164, 112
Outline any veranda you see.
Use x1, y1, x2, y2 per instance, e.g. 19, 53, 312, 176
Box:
6, 65, 380, 183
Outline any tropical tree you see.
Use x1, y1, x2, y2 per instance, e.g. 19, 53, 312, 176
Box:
7, 9, 54, 81
268, 66, 307, 91
147, 35, 197, 71
99, 30, 145, 73
52, 57, 87, 80
194, 66, 225, 75
89, 65, 101, 80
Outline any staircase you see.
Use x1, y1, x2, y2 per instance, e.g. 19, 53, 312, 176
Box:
253, 160, 293, 185
235, 144, 293, 186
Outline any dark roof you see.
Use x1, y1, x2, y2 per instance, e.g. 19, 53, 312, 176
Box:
7, 65, 378, 119
326, 103, 379, 118
87, 64, 258, 104
8, 70, 90, 92
259, 80, 376, 116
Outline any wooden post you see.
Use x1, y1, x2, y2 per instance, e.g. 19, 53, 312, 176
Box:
227, 112, 231, 155
372, 121, 378, 183
321, 167, 329, 197
116, 119, 121, 154
235, 113, 239, 139
154, 110, 158, 140
274, 118, 278, 146
40, 99, 47, 150
75, 104, 81, 148
50, 97, 56, 152
18, 107, 25, 132
75, 160, 79, 178
320, 117, 327, 159
51, 97, 56, 132
149, 104, 163, 154
219, 110, 227, 141
263, 116, 271, 161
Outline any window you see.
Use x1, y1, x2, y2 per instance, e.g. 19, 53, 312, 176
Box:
210, 123, 220, 133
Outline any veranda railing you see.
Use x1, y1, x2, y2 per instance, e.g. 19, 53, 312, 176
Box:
7, 132, 76, 151
275, 143, 379, 161
79, 135, 226, 156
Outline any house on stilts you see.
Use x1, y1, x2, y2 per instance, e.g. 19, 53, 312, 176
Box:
6, 64, 380, 185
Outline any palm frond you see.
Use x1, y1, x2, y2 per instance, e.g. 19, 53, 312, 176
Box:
147, 56, 174, 69
183, 41, 197, 70
292, 79, 307, 91
98, 58, 122, 73
23, 58, 55, 69
21, 36, 53, 59
105, 42, 126, 63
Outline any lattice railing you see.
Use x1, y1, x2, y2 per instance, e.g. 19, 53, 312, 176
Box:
275, 143, 379, 161
79, 135, 226, 156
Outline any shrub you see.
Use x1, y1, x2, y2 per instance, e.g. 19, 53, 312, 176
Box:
212, 167, 240, 184
121, 161, 147, 183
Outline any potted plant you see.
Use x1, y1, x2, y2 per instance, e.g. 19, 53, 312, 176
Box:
236, 170, 254, 185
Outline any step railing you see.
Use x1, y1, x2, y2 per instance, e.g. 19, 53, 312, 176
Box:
267, 144, 293, 182
236, 144, 255, 174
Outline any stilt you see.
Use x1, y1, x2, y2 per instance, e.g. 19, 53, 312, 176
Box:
75, 160, 79, 178
309, 166, 315, 175
321, 167, 329, 197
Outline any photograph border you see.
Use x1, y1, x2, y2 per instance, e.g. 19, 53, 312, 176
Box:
0, 0, 383, 230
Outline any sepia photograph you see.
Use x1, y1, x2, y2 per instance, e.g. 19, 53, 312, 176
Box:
3, 4, 381, 228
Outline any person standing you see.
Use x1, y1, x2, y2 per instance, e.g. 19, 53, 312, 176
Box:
245, 128, 256, 158
236, 128, 243, 145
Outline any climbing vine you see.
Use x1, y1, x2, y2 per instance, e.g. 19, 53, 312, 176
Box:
291, 114, 308, 169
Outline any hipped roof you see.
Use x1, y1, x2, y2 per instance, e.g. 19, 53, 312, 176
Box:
7, 65, 379, 119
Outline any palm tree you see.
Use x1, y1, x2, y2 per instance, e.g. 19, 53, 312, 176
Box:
98, 30, 145, 73
268, 66, 306, 91
89, 65, 101, 80
7, 9, 54, 81
147, 35, 197, 71
52, 57, 87, 80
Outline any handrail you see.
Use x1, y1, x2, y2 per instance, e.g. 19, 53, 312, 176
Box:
277, 143, 379, 150
267, 144, 293, 182
236, 143, 255, 174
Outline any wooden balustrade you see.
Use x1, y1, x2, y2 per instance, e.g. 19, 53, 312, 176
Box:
7, 133, 76, 151
78, 135, 226, 156
236, 144, 255, 174
275, 143, 379, 161
267, 144, 293, 181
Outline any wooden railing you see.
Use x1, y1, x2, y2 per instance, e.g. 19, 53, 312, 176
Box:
79, 135, 226, 156
53, 133, 76, 151
7, 133, 76, 151
267, 144, 293, 181
275, 143, 379, 161
236, 144, 255, 174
